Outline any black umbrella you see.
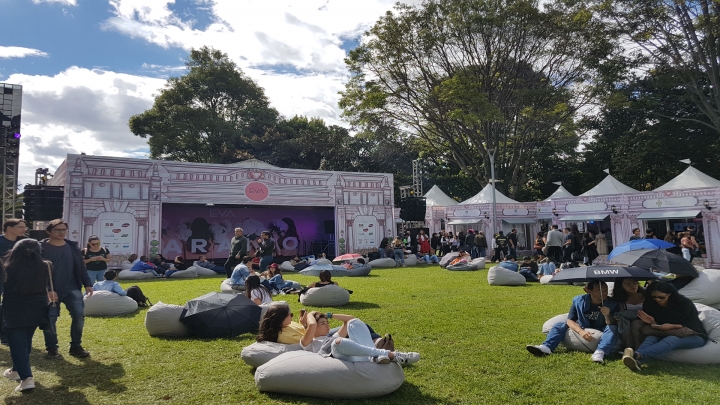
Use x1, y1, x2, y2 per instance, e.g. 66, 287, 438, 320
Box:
608, 249, 699, 277
180, 292, 261, 338
550, 265, 659, 305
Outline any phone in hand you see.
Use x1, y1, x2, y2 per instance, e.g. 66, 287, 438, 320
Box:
300, 308, 306, 318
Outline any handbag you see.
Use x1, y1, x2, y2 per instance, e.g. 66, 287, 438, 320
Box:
639, 324, 698, 338
47, 263, 60, 318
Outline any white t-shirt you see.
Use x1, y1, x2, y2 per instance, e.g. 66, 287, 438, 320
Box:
250, 288, 272, 305
300, 334, 337, 357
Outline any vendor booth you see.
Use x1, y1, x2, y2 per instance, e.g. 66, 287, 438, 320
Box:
48, 155, 395, 267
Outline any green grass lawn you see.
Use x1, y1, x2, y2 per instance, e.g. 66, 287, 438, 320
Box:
2, 265, 719, 404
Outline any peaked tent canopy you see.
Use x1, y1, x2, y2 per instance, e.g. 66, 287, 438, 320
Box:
654, 166, 720, 191
580, 175, 638, 197
460, 183, 519, 205
424, 185, 459, 206
544, 185, 575, 201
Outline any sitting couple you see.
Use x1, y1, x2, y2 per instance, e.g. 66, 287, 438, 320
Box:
257, 303, 420, 366
230, 257, 293, 295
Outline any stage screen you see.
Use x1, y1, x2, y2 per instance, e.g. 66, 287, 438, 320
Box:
161, 205, 335, 260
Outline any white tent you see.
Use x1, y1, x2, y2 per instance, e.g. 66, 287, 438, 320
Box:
460, 183, 519, 204
580, 175, 638, 197
544, 185, 574, 201
423, 185, 458, 206
654, 166, 720, 191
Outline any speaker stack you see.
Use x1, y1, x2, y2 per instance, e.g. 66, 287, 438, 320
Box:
400, 197, 426, 222
23, 185, 64, 221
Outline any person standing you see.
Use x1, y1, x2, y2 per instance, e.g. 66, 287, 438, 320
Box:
475, 231, 488, 258
645, 228, 657, 239
562, 227, 575, 262
595, 230, 608, 256
464, 230, 476, 259
629, 228, 642, 241
0, 218, 28, 345
493, 231, 508, 263
507, 229, 518, 260
544, 225, 564, 263
225, 228, 247, 278
256, 231, 275, 272
40, 219, 93, 359
378, 236, 389, 259
417, 230, 431, 255
82, 236, 111, 283
582, 232, 598, 266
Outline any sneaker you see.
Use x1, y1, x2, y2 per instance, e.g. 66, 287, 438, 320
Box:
391, 351, 420, 365
69, 346, 90, 358
15, 377, 35, 392
271, 290, 278, 296
526, 345, 552, 356
45, 349, 63, 359
623, 347, 634, 359
372, 354, 391, 364
623, 353, 641, 372
591, 350, 605, 364
3, 368, 20, 381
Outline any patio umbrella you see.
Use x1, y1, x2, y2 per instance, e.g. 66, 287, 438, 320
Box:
550, 265, 659, 305
606, 239, 676, 260
608, 249, 699, 277
333, 253, 363, 262
180, 292, 261, 338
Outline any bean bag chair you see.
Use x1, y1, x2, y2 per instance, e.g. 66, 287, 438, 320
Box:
446, 261, 479, 271
487, 266, 526, 286
83, 291, 138, 317
368, 258, 396, 268
300, 267, 353, 277
679, 269, 720, 306
242, 341, 303, 368
540, 314, 603, 353
315, 258, 332, 265
439, 252, 459, 268
300, 284, 350, 306
710, 302, 720, 311
539, 275, 554, 284
220, 278, 243, 293
166, 269, 197, 278
189, 266, 218, 276
471, 257, 486, 268
121, 262, 133, 270
657, 303, 720, 364
144, 301, 190, 337
255, 351, 405, 399
117, 270, 154, 280
347, 265, 372, 277
279, 261, 297, 272
404, 255, 418, 266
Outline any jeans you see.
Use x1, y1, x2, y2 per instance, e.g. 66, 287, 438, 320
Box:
44, 289, 85, 350
329, 322, 381, 340
330, 319, 389, 362
543, 322, 618, 354
682, 248, 691, 262
259, 256, 273, 272
478, 247, 486, 258
6, 326, 37, 380
393, 249, 405, 266
224, 257, 240, 278
87, 270, 105, 283
637, 335, 705, 362
420, 254, 439, 264
509, 247, 517, 260
378, 248, 386, 258
268, 275, 294, 290
467, 246, 476, 259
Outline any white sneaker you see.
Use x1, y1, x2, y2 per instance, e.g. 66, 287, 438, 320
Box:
591, 350, 605, 363
372, 354, 391, 364
15, 377, 35, 392
3, 368, 19, 381
392, 351, 420, 365
526, 345, 552, 356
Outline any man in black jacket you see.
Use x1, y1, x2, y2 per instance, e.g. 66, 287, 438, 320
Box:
224, 227, 247, 278
40, 219, 93, 359
256, 231, 275, 272
465, 230, 476, 259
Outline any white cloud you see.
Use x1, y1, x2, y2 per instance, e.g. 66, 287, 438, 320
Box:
32, 0, 78, 5
0, 46, 49, 59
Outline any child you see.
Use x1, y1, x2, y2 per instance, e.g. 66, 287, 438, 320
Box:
93, 270, 127, 296
526, 280, 619, 363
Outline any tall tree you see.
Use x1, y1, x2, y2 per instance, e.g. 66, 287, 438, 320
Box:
589, 0, 720, 135
129, 47, 279, 163
339, 0, 609, 197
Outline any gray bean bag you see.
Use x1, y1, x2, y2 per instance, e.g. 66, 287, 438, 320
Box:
255, 351, 405, 399
166, 269, 198, 278
471, 257, 486, 268
541, 314, 603, 353
144, 301, 190, 337
679, 269, 720, 306
279, 261, 298, 272
300, 284, 350, 306
439, 252, 459, 268
188, 266, 218, 276
347, 265, 372, 277
83, 291, 138, 316
315, 258, 333, 265
300, 266, 353, 277
446, 261, 479, 271
220, 278, 243, 293
368, 258, 396, 268
404, 255, 418, 266
487, 266, 526, 286
117, 270, 154, 280
242, 341, 302, 368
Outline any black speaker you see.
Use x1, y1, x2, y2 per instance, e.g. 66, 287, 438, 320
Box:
23, 185, 64, 221
28, 230, 47, 241
324, 220, 335, 234
400, 197, 426, 222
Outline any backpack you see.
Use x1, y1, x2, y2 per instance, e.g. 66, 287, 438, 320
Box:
126, 285, 151, 307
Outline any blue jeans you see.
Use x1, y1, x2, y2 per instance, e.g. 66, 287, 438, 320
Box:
637, 335, 705, 362
329, 322, 381, 340
87, 270, 105, 283
330, 319, 389, 362
259, 256, 273, 272
393, 249, 405, 265
543, 322, 618, 353
268, 275, 293, 290
509, 247, 517, 260
6, 326, 37, 380
478, 247, 486, 257
378, 248, 386, 258
468, 246, 477, 259
43, 289, 85, 350
421, 254, 439, 264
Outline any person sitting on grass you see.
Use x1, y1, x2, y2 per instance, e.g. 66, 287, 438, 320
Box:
449, 249, 470, 266
263, 263, 293, 293
245, 275, 273, 305
414, 251, 439, 264
92, 270, 126, 296
526, 280, 619, 364
308, 270, 338, 288
622, 281, 707, 372
130, 256, 161, 277
194, 255, 227, 274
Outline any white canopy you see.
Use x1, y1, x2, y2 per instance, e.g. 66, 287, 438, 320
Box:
544, 185, 574, 201
654, 166, 720, 191
423, 185, 458, 206
460, 183, 519, 204
580, 175, 638, 197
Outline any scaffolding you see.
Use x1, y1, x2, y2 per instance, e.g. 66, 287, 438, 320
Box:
1, 83, 22, 221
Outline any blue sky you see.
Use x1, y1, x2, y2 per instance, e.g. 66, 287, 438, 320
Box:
1, 0, 403, 188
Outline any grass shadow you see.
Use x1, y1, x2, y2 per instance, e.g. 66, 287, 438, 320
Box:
340, 302, 382, 310
28, 354, 127, 394
4, 385, 92, 405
